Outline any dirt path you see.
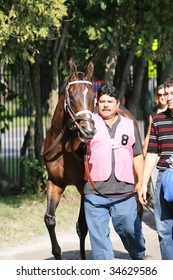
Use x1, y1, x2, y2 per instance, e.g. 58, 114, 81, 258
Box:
0, 210, 161, 260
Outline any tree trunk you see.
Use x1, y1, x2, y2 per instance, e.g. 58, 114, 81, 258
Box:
126, 56, 147, 118
161, 57, 173, 82
103, 47, 117, 85
20, 60, 38, 193
46, 56, 59, 131
118, 52, 134, 101
46, 16, 70, 131
31, 55, 44, 166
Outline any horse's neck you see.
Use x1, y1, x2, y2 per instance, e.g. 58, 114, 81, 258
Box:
118, 105, 135, 121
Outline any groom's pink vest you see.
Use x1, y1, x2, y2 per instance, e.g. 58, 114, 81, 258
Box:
84, 113, 135, 184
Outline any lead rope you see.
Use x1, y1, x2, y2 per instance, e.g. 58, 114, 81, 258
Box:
84, 152, 137, 199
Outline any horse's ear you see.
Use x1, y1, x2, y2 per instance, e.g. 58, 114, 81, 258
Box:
69, 60, 78, 76
85, 61, 94, 81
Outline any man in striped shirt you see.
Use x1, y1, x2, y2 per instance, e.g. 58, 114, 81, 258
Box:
139, 76, 173, 260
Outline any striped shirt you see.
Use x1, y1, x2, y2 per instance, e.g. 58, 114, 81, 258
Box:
148, 108, 173, 170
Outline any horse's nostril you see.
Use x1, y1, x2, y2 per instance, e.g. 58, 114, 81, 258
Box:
79, 126, 96, 140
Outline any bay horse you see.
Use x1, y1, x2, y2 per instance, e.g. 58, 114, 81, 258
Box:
42, 61, 143, 260
42, 61, 96, 260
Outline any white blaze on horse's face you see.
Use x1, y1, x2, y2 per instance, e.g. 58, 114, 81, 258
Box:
82, 86, 88, 109
75, 86, 93, 131
66, 80, 93, 116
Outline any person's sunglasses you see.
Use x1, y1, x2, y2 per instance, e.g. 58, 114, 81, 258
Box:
157, 93, 167, 97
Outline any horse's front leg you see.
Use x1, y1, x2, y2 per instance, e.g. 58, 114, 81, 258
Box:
76, 194, 88, 260
44, 180, 64, 260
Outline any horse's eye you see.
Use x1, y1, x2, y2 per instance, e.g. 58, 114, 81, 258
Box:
69, 95, 75, 102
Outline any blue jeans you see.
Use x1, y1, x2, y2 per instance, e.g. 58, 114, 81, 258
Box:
154, 171, 173, 259
84, 194, 145, 260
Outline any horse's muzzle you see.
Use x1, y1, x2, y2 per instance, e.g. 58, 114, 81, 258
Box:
68, 115, 96, 142
78, 124, 96, 142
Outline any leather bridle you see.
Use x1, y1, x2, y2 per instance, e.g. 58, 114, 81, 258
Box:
64, 80, 95, 141
41, 79, 95, 157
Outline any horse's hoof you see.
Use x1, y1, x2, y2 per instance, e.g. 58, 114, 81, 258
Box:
80, 255, 86, 260
54, 254, 63, 260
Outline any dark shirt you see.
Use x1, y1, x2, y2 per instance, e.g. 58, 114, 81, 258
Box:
147, 108, 173, 170
84, 115, 142, 195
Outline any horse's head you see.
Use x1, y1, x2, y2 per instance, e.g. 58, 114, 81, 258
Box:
65, 61, 96, 142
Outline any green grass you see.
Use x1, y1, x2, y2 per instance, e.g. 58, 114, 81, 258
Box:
0, 186, 81, 249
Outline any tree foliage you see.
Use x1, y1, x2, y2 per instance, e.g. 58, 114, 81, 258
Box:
82, 0, 173, 62
2, 0, 173, 192
0, 0, 67, 63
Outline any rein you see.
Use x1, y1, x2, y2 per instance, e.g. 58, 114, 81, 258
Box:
40, 125, 67, 156
84, 153, 137, 199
